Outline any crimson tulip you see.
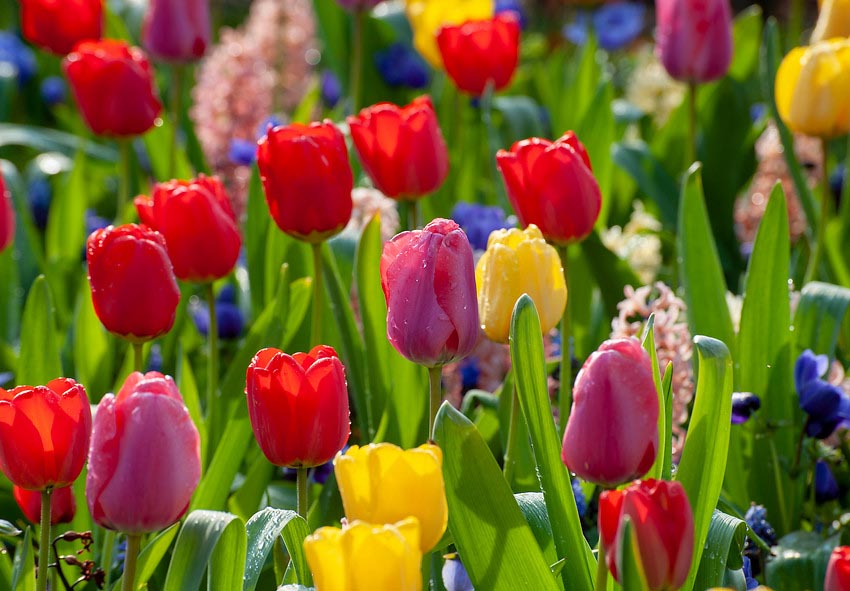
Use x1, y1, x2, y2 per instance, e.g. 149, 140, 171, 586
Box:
87, 372, 200, 534
142, 0, 211, 62
257, 121, 353, 243
86, 224, 180, 342
0, 378, 91, 491
381, 218, 479, 367
135, 175, 241, 283
348, 96, 449, 200
656, 0, 733, 83
14, 485, 76, 525
827, 546, 850, 591
64, 40, 162, 137
497, 131, 601, 245
245, 346, 350, 468
436, 13, 520, 96
0, 172, 14, 253
561, 338, 658, 487
20, 0, 102, 55
599, 479, 694, 591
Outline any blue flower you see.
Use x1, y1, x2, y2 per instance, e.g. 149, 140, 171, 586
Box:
749, 103, 767, 123
495, 0, 527, 29
831, 163, 845, 201
86, 210, 111, 236
742, 556, 759, 590
0, 31, 37, 84
451, 202, 513, 251
459, 357, 480, 391
795, 349, 850, 439
192, 285, 245, 340
228, 139, 256, 166
375, 43, 430, 89
147, 344, 163, 373
592, 2, 645, 51
744, 504, 777, 547
815, 460, 840, 504
320, 70, 342, 109
40, 76, 66, 106
731, 392, 761, 424
442, 554, 474, 591
572, 478, 587, 518
562, 12, 591, 47
27, 177, 51, 230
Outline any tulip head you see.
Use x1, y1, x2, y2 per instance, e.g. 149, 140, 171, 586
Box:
826, 546, 850, 591
381, 218, 479, 367
87, 372, 201, 534
334, 443, 448, 552
0, 172, 13, 253
561, 338, 658, 487
0, 379, 91, 491
14, 485, 76, 525
655, 0, 733, 83
142, 0, 211, 62
475, 225, 567, 343
812, 0, 850, 43
20, 0, 103, 55
405, 0, 494, 68
246, 346, 350, 468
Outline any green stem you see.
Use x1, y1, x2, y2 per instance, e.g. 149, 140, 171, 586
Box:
410, 200, 419, 230
101, 529, 116, 589
120, 534, 142, 591
804, 139, 830, 284
206, 283, 219, 453
36, 488, 52, 591
311, 243, 324, 345
556, 245, 572, 439
687, 82, 698, 166
503, 384, 519, 486
840, 135, 850, 239
595, 540, 609, 591
133, 342, 144, 373
117, 139, 132, 223
350, 9, 364, 113
428, 366, 443, 441
169, 65, 184, 180
296, 466, 309, 518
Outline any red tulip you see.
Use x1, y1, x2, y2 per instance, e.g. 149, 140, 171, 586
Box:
0, 172, 14, 253
656, 0, 733, 83
599, 479, 694, 591
257, 121, 353, 243
380, 218, 479, 367
0, 379, 91, 491
142, 0, 211, 62
348, 96, 449, 200
135, 175, 241, 283
436, 13, 520, 96
87, 372, 201, 534
561, 338, 658, 487
63, 40, 162, 137
14, 485, 76, 525
246, 346, 350, 468
20, 0, 103, 55
497, 131, 601, 245
86, 224, 180, 342
827, 547, 850, 591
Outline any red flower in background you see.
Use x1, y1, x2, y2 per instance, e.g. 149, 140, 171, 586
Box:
142, 0, 211, 62
20, 0, 103, 55
0, 172, 14, 253
14, 485, 76, 525
827, 546, 850, 591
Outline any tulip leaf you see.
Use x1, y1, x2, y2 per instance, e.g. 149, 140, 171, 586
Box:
244, 508, 311, 591
661, 363, 674, 481
514, 492, 558, 566
433, 402, 561, 591
619, 516, 649, 591
10, 528, 35, 591
72, 279, 113, 402
0, 123, 116, 162
642, 314, 666, 481
111, 523, 180, 591
765, 531, 835, 591
611, 140, 679, 229
191, 415, 254, 513
675, 336, 733, 591
163, 510, 247, 591
246, 166, 270, 315
729, 5, 763, 80
509, 294, 596, 591
0, 551, 12, 591
229, 453, 275, 522
793, 281, 850, 358
45, 150, 86, 309
18, 274, 62, 385
692, 510, 748, 590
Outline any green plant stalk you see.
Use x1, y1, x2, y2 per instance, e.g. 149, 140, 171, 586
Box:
117, 139, 132, 223
101, 529, 116, 589
595, 541, 608, 591
804, 139, 830, 284
36, 488, 52, 591
350, 9, 364, 113
840, 135, 850, 238
121, 534, 141, 591
556, 245, 572, 438
206, 283, 219, 454
428, 366, 443, 441
169, 65, 184, 180
133, 342, 144, 373
296, 466, 309, 518
503, 384, 520, 486
311, 243, 323, 345
687, 82, 698, 166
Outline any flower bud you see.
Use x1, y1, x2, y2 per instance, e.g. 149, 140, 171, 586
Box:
13, 485, 76, 525
655, 0, 733, 83
142, 0, 211, 62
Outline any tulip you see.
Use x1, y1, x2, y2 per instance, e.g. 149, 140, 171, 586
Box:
0, 172, 14, 253
142, 0, 211, 62
348, 96, 449, 200
14, 485, 76, 525
496, 132, 602, 245
776, 39, 850, 139
475, 225, 567, 343
813, 0, 850, 42
826, 546, 850, 591
304, 518, 423, 591
135, 175, 241, 283
335, 443, 448, 552
380, 218, 479, 368
63, 40, 162, 137
405, 0, 493, 68
86, 224, 180, 342
655, 0, 733, 83
0, 379, 91, 491
599, 479, 694, 591
87, 372, 200, 534
561, 338, 658, 487
20, 0, 102, 55
257, 121, 353, 243
437, 13, 521, 96
246, 346, 350, 468
335, 0, 383, 10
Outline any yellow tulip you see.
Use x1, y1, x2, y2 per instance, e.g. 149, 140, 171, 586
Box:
334, 443, 448, 552
405, 0, 493, 68
812, 0, 850, 42
304, 518, 422, 591
475, 225, 567, 344
775, 39, 850, 138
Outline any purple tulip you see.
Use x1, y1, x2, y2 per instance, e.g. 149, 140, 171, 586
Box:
142, 0, 211, 62
655, 0, 733, 83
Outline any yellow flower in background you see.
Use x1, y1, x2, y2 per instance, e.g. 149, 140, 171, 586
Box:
405, 0, 493, 67
812, 0, 850, 43
304, 518, 422, 591
334, 443, 448, 552
775, 39, 850, 138
475, 225, 567, 344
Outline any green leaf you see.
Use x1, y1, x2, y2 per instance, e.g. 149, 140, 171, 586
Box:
0, 123, 116, 161
46, 151, 86, 288
729, 6, 764, 80
693, 510, 749, 590
793, 281, 850, 357
229, 453, 274, 521
0, 521, 20, 537
10, 528, 35, 591
433, 402, 560, 591
611, 140, 679, 229
765, 531, 835, 591
244, 508, 311, 590
642, 314, 666, 481
245, 166, 270, 315
514, 493, 558, 565
18, 275, 62, 385
619, 516, 649, 591
509, 295, 596, 591
111, 524, 180, 590
190, 415, 253, 512
576, 82, 616, 225
73, 281, 113, 402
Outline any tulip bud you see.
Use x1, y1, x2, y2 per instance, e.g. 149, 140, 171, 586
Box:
826, 546, 850, 591
599, 479, 694, 591
334, 443, 448, 552
63, 40, 162, 137
142, 0, 211, 62
561, 338, 658, 487
655, 0, 733, 83
246, 346, 350, 468
20, 0, 103, 56
348, 96, 449, 200
135, 175, 242, 283
0, 172, 14, 253
497, 132, 601, 245
86, 224, 180, 342
437, 14, 521, 96
257, 121, 353, 243
0, 379, 91, 491
812, 0, 850, 43
381, 218, 479, 367
87, 372, 201, 534
304, 518, 423, 591
475, 225, 567, 344
405, 0, 494, 68
14, 485, 76, 525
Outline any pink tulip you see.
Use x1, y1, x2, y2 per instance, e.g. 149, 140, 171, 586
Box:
142, 0, 211, 62
655, 0, 733, 83
87, 372, 200, 534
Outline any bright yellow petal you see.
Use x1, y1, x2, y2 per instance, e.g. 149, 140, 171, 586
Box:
304, 526, 349, 591
812, 0, 850, 42
346, 520, 422, 591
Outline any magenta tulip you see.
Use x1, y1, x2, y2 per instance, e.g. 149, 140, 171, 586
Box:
142, 0, 211, 62
561, 338, 658, 487
87, 372, 200, 534
655, 0, 733, 83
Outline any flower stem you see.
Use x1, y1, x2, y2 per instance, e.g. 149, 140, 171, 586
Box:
687, 82, 698, 166
428, 365, 443, 440
311, 243, 324, 345
350, 9, 364, 113
206, 283, 219, 453
101, 530, 116, 589
556, 245, 572, 439
595, 540, 609, 591
169, 64, 184, 180
36, 488, 52, 591
117, 139, 132, 223
132, 342, 144, 373
503, 384, 520, 486
121, 534, 142, 591
296, 466, 309, 518
804, 139, 830, 284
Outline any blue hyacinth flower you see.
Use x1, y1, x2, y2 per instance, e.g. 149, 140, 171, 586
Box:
0, 31, 37, 84
495, 0, 527, 29
592, 2, 645, 51
562, 12, 591, 47
572, 478, 587, 518
442, 555, 474, 591
192, 284, 245, 340
795, 349, 850, 439
731, 392, 761, 424
815, 460, 840, 504
451, 202, 513, 251
744, 504, 777, 547
375, 43, 430, 89
320, 70, 342, 109
40, 76, 66, 106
